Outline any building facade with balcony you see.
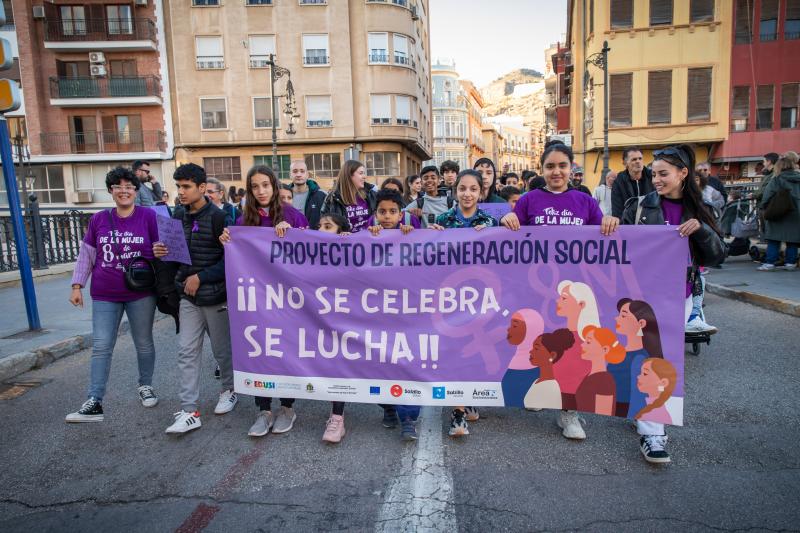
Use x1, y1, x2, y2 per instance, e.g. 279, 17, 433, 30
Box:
459, 80, 485, 166
485, 116, 536, 173
2, 0, 173, 209
567, 0, 733, 189
429, 60, 468, 170
165, 0, 432, 191
711, 0, 800, 181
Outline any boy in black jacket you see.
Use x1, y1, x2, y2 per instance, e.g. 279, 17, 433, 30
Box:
154, 163, 237, 434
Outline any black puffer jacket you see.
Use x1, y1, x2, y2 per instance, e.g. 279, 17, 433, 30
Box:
173, 201, 228, 306
320, 182, 378, 221
301, 179, 328, 230
621, 191, 726, 268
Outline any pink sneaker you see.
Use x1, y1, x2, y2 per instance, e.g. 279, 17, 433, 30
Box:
322, 414, 345, 443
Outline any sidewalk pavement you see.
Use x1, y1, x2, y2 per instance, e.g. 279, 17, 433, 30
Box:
0, 253, 797, 383
0, 269, 166, 382
704, 254, 800, 317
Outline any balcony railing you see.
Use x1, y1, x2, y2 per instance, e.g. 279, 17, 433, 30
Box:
786, 31, 800, 40
197, 56, 225, 69
369, 52, 389, 63
300, 0, 326, 3
760, 32, 778, 42
394, 54, 409, 65
249, 56, 271, 68
40, 131, 166, 155
307, 119, 332, 127
1, 211, 93, 273
372, 118, 391, 125
44, 18, 156, 42
304, 55, 330, 65
49, 76, 161, 99
396, 118, 410, 125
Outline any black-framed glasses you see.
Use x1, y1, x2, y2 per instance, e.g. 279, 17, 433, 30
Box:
653, 147, 690, 169
139, 169, 151, 174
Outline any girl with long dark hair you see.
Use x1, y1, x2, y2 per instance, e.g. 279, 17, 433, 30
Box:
321, 160, 378, 233
220, 165, 308, 438
621, 143, 725, 464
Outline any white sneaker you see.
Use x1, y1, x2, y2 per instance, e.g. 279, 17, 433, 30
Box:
685, 317, 718, 334
781, 264, 798, 271
248, 410, 274, 437
557, 410, 586, 440
165, 411, 201, 434
214, 390, 238, 415
137, 385, 158, 408
757, 263, 776, 271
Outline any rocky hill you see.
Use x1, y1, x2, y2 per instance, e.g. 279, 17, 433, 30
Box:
480, 69, 544, 103
480, 69, 547, 128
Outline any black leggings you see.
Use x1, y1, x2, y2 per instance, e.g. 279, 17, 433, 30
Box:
255, 397, 295, 410
331, 402, 345, 416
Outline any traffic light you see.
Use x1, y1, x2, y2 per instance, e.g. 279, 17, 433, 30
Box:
0, 2, 21, 113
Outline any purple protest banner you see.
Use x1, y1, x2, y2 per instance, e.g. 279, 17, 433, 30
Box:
226, 225, 687, 426
478, 202, 511, 223
156, 215, 192, 265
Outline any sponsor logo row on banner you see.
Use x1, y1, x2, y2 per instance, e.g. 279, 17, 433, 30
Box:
234, 372, 506, 406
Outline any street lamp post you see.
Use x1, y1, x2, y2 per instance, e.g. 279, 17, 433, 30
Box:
586, 40, 611, 185
265, 54, 298, 178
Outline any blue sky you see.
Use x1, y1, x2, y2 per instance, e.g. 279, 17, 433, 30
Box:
429, 0, 568, 87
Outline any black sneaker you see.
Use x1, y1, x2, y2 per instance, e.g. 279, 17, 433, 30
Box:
640, 435, 671, 464
214, 365, 221, 379
65, 398, 104, 423
448, 409, 469, 437
382, 407, 400, 428
400, 418, 418, 441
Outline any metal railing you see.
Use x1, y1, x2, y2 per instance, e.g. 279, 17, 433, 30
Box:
49, 76, 161, 99
44, 18, 156, 42
0, 210, 93, 272
307, 119, 332, 127
196, 56, 225, 69
40, 131, 166, 155
303, 55, 329, 65
369, 52, 389, 62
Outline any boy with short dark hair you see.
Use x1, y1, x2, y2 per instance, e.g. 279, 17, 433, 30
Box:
404, 166, 453, 228
368, 189, 420, 234
500, 185, 522, 210
440, 160, 460, 189
153, 163, 236, 434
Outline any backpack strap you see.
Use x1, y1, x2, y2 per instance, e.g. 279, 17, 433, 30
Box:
447, 195, 455, 209
416, 196, 425, 209
403, 211, 411, 226
634, 196, 645, 225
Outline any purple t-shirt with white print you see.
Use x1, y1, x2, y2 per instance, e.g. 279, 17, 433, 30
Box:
513, 189, 604, 226
83, 207, 159, 302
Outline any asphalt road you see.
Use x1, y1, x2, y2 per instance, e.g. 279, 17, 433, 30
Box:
1, 293, 798, 532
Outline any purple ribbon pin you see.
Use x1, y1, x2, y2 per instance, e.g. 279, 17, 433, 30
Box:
191, 221, 200, 233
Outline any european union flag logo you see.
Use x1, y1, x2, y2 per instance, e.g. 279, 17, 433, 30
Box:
369, 386, 381, 395
432, 387, 446, 399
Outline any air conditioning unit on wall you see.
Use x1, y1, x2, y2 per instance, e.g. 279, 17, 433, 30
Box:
89, 51, 106, 64
32, 5, 45, 19
90, 64, 107, 77
71, 191, 94, 204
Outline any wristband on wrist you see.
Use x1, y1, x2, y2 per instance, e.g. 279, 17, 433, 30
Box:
72, 284, 82, 289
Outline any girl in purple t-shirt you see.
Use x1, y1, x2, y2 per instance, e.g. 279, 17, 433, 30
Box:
499, 143, 619, 442
220, 165, 308, 439
65, 167, 160, 423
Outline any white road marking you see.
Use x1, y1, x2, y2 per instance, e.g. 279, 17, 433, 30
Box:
376, 406, 457, 532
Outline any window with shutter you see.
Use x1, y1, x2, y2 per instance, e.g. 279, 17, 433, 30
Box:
253, 97, 279, 128
303, 34, 329, 65
690, 0, 714, 22
611, 0, 633, 29
370, 94, 391, 124
648, 70, 672, 125
609, 73, 632, 127
306, 95, 332, 126
785, 0, 800, 39
756, 85, 774, 130
650, 0, 673, 26
760, 0, 779, 41
368, 33, 389, 63
203, 157, 241, 182
395, 95, 411, 125
735, 0, 753, 43
731, 86, 750, 131
195, 36, 224, 69
248, 35, 275, 68
687, 68, 712, 122
780, 83, 799, 129
200, 98, 227, 129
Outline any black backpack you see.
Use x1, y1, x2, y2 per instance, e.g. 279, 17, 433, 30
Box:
416, 194, 455, 210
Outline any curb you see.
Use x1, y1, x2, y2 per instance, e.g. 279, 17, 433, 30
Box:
706, 282, 800, 318
0, 314, 168, 383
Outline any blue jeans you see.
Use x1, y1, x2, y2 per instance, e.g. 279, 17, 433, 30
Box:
396, 405, 420, 421
88, 295, 157, 401
766, 240, 799, 265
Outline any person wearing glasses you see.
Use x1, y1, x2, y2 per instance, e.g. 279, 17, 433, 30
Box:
133, 161, 163, 207
695, 162, 727, 204
66, 167, 161, 423
206, 177, 237, 226
621, 144, 725, 464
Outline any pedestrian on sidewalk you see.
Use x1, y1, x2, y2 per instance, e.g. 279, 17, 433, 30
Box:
66, 167, 160, 423
219, 165, 308, 439
154, 163, 236, 435
133, 160, 163, 207
621, 144, 726, 464
758, 151, 800, 272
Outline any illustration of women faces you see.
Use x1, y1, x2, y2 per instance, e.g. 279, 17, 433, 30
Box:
635, 358, 677, 424
552, 280, 597, 410
523, 329, 575, 410
575, 326, 625, 416
609, 298, 663, 419
501, 309, 545, 407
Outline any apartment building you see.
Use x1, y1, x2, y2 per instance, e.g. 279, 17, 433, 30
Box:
165, 0, 432, 190
4, 0, 173, 209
